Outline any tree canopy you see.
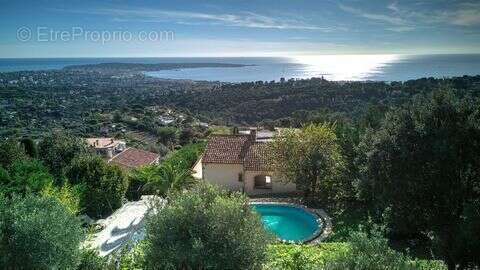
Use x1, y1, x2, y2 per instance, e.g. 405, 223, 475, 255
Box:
38, 132, 89, 179
0, 195, 83, 270
0, 159, 53, 197
0, 139, 26, 169
358, 90, 480, 268
144, 183, 272, 270
66, 154, 128, 217
269, 123, 347, 203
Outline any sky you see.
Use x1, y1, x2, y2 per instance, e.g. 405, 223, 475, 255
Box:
1, 0, 480, 58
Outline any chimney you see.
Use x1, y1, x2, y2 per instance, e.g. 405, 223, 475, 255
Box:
250, 129, 256, 142
232, 126, 239, 135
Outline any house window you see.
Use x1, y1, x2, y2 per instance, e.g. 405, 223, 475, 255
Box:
265, 176, 271, 184
254, 175, 272, 189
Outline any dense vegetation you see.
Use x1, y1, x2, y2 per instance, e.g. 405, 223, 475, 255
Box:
0, 195, 83, 270
0, 134, 206, 269
0, 69, 212, 153
127, 142, 205, 199
67, 154, 129, 217
0, 133, 128, 217
2, 70, 480, 139
357, 91, 480, 268
266, 233, 446, 270
158, 76, 480, 125
267, 90, 480, 269
2, 71, 480, 269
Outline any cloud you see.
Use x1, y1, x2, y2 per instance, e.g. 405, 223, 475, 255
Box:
445, 2, 480, 26
387, 2, 400, 13
338, 4, 408, 26
382, 1, 480, 27
385, 26, 416, 32
55, 7, 334, 31
338, 1, 480, 32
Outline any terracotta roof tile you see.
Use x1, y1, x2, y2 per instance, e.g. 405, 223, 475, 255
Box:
202, 135, 251, 164
202, 135, 272, 171
244, 142, 272, 171
109, 148, 159, 169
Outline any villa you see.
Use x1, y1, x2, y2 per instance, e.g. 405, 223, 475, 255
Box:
192, 129, 296, 195
86, 137, 160, 170
86, 138, 126, 158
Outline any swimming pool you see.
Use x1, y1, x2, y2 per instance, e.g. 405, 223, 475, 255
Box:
251, 203, 322, 242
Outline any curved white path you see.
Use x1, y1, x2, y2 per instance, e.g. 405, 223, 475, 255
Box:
85, 196, 159, 256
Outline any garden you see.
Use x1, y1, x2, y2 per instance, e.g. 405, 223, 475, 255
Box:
2, 89, 480, 269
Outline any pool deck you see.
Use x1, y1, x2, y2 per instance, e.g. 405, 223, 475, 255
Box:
250, 198, 332, 244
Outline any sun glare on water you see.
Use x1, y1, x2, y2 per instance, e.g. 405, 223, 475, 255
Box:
292, 54, 402, 81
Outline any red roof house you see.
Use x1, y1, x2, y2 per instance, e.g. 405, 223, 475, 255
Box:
108, 148, 160, 169
192, 130, 295, 195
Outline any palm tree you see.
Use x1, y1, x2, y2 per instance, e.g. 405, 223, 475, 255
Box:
140, 163, 195, 197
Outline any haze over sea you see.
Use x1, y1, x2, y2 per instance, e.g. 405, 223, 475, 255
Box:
1, 54, 479, 82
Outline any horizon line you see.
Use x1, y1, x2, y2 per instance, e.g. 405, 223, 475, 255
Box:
2, 52, 480, 60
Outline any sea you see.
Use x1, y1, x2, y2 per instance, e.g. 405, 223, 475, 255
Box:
0, 54, 479, 82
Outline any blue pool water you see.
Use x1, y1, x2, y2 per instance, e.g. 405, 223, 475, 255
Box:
251, 203, 320, 242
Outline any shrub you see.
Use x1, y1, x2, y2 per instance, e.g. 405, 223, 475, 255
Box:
409, 260, 448, 270
1, 159, 54, 196
127, 143, 204, 200
0, 167, 9, 190
326, 229, 410, 270
0, 195, 83, 270
265, 243, 349, 270
162, 142, 205, 171
265, 240, 446, 270
156, 127, 178, 146
20, 137, 38, 158
325, 229, 447, 270
40, 182, 82, 215
126, 168, 149, 201
110, 242, 147, 270
0, 193, 6, 267
66, 154, 128, 217
38, 132, 88, 178
0, 138, 26, 169
77, 248, 107, 270
144, 182, 272, 270
440, 199, 480, 268
179, 127, 195, 145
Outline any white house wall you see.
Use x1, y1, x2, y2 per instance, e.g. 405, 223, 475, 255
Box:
192, 157, 203, 179
244, 170, 296, 195
203, 163, 244, 192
